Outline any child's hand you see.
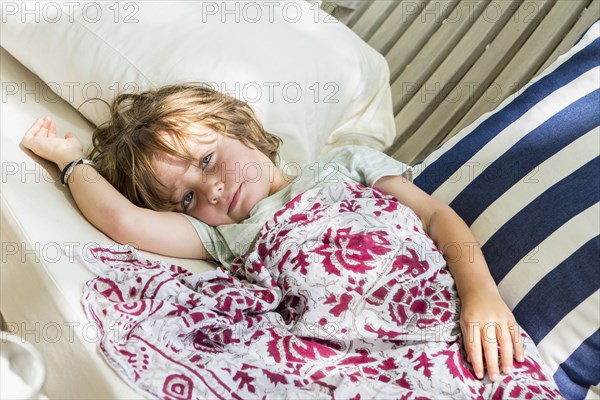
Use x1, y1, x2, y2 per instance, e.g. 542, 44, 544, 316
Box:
460, 289, 525, 382
22, 116, 85, 170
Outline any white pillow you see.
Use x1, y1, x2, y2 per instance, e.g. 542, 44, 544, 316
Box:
0, 0, 394, 165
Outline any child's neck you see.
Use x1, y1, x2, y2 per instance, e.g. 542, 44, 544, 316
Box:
269, 166, 293, 196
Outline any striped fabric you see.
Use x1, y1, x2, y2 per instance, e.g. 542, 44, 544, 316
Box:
412, 21, 600, 400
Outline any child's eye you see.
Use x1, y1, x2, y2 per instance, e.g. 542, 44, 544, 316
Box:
182, 192, 193, 209
201, 153, 214, 170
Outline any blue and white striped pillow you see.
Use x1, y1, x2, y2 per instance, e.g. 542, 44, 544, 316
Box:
412, 21, 599, 400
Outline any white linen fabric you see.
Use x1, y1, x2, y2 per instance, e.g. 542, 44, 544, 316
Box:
78, 183, 561, 398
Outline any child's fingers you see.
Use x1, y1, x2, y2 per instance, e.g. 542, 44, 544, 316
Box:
48, 119, 57, 138
511, 322, 525, 363
462, 322, 484, 379
24, 117, 44, 139
65, 132, 78, 143
482, 325, 500, 382
22, 118, 45, 151
41, 116, 55, 136
498, 323, 514, 375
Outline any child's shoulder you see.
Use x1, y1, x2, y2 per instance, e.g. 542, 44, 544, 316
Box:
318, 144, 387, 164
315, 144, 413, 186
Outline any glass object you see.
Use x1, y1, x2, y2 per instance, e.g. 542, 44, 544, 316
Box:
0, 332, 46, 399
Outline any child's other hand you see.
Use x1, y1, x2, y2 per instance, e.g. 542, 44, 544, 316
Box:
460, 289, 525, 382
22, 116, 85, 170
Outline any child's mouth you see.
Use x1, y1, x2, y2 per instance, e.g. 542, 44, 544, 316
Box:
228, 184, 241, 214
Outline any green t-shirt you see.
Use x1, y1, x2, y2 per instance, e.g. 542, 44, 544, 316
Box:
183, 145, 413, 269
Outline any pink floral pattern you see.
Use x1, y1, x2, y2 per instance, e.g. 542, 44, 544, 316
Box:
82, 181, 562, 399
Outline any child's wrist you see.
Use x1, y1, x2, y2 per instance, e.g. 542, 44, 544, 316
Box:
60, 158, 97, 186
56, 153, 85, 172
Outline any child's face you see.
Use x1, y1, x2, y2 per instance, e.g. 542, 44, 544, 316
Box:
152, 131, 285, 226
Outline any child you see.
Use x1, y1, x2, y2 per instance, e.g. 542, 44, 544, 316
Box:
22, 84, 561, 398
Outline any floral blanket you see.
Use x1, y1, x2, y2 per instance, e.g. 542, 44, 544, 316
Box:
81, 180, 561, 399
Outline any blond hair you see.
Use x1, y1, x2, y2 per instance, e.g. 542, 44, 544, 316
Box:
88, 83, 282, 210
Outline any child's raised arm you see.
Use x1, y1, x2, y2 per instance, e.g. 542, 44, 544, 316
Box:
21, 117, 211, 260
374, 174, 524, 382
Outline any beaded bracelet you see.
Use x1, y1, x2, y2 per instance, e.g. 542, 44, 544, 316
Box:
60, 158, 96, 186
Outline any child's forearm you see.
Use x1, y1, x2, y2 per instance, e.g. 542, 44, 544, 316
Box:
65, 163, 137, 243
66, 163, 211, 259
21, 118, 129, 242
21, 117, 209, 259
373, 174, 498, 295
427, 204, 524, 379
427, 206, 499, 298
374, 175, 521, 379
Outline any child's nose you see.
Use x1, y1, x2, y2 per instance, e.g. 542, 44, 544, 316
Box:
207, 180, 224, 204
